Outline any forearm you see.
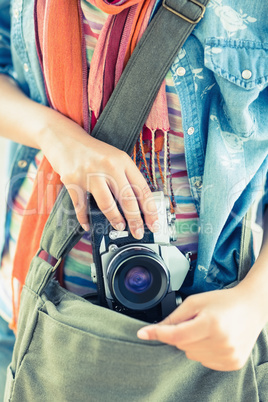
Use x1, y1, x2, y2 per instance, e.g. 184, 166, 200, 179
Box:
0, 73, 98, 155
0, 73, 58, 149
236, 207, 268, 325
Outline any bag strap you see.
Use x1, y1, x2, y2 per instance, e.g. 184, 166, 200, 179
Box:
40, 0, 210, 262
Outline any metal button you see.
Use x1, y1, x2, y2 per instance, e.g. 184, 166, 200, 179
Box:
13, 8, 20, 18
17, 160, 27, 168
177, 67, 186, 76
194, 180, 202, 189
187, 127, 195, 135
242, 69, 252, 80
23, 63, 29, 72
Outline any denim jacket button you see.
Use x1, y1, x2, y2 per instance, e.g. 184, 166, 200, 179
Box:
176, 67, 186, 76
242, 70, 252, 80
23, 63, 29, 73
187, 127, 195, 135
17, 160, 28, 168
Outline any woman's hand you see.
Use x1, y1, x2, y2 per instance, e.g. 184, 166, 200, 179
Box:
40, 112, 158, 238
137, 286, 266, 371
137, 194, 268, 373
0, 75, 158, 237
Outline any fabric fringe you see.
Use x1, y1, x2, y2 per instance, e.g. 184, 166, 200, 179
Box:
133, 127, 175, 210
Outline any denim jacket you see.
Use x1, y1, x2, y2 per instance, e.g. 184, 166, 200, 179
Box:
0, 0, 267, 296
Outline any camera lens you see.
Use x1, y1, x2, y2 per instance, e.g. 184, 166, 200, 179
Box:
107, 245, 169, 311
124, 266, 153, 294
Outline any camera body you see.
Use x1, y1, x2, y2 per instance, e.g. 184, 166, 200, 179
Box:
91, 191, 190, 322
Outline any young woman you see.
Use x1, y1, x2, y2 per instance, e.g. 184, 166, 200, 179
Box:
0, 0, 267, 398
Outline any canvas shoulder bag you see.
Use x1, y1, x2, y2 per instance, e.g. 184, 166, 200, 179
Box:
4, 187, 268, 401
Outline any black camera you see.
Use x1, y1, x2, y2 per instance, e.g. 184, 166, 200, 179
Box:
90, 191, 190, 322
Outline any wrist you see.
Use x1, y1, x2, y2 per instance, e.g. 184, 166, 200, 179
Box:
39, 108, 90, 151
37, 107, 64, 151
236, 257, 268, 328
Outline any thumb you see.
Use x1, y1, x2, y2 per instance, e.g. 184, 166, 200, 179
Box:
161, 296, 198, 325
137, 296, 198, 340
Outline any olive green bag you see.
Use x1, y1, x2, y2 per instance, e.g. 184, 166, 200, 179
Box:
4, 188, 268, 402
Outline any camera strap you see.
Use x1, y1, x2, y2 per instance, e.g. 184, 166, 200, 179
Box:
39, 0, 211, 306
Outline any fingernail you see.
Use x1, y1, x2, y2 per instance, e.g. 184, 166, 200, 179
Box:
115, 222, 125, 231
151, 220, 160, 232
134, 227, 144, 239
137, 329, 149, 340
81, 223, 90, 232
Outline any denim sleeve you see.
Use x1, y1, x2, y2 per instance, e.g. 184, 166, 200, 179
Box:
0, 0, 14, 77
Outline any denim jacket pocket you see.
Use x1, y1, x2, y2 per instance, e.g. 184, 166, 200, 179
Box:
204, 38, 268, 90
204, 38, 268, 137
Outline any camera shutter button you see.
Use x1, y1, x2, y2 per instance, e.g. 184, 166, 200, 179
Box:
109, 230, 129, 240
